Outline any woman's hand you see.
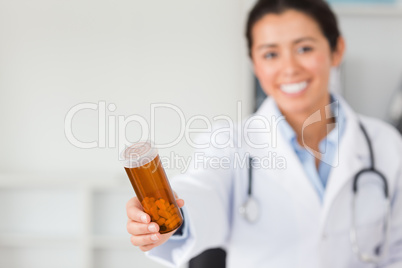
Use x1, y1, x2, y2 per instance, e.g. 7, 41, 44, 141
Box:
126, 194, 185, 252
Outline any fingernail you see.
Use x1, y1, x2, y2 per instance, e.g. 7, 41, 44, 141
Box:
141, 215, 147, 223
148, 224, 157, 233
151, 234, 159, 241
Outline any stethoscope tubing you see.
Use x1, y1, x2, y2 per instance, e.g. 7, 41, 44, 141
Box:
354, 122, 389, 198
239, 157, 260, 223
241, 121, 391, 264
350, 122, 391, 264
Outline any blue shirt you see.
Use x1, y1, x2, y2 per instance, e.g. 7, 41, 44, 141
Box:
273, 95, 347, 202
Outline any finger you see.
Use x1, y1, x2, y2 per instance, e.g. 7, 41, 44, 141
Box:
173, 191, 184, 207
126, 197, 150, 223
130, 233, 160, 247
127, 220, 159, 235
176, 198, 185, 208
139, 243, 158, 252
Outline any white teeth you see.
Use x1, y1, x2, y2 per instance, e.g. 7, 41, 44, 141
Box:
280, 81, 307, 94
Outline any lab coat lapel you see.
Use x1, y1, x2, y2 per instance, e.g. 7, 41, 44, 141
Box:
253, 98, 321, 217
319, 97, 369, 230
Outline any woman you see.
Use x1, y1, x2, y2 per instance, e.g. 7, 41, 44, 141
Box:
126, 0, 402, 267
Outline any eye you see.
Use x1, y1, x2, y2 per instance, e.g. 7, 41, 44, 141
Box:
264, 52, 278, 59
297, 46, 313, 54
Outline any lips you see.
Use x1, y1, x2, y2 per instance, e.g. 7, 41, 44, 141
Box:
280, 81, 308, 94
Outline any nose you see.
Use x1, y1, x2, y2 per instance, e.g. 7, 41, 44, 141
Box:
281, 53, 302, 78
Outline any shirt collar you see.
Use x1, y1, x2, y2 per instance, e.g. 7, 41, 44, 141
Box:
272, 94, 346, 147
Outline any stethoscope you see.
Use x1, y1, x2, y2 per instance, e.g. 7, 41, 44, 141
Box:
239, 122, 391, 264
239, 157, 260, 223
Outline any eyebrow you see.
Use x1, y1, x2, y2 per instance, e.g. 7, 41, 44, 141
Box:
256, 37, 317, 50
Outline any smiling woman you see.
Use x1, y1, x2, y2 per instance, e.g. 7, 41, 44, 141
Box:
247, 1, 345, 158
125, 0, 402, 267
253, 13, 344, 164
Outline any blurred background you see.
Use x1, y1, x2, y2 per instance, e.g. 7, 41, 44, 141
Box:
0, 0, 401, 267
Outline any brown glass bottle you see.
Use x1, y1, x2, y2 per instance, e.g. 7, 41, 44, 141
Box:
122, 142, 183, 234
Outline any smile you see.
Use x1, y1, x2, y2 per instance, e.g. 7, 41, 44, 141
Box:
280, 81, 308, 95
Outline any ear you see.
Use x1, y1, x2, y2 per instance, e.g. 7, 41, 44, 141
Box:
331, 36, 346, 67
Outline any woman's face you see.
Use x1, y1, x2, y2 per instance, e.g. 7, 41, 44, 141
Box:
251, 9, 344, 115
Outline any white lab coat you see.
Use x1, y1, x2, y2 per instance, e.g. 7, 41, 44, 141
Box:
148, 96, 402, 268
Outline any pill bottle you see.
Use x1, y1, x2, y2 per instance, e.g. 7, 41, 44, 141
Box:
121, 141, 183, 234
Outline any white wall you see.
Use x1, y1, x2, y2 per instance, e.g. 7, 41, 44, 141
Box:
336, 10, 402, 120
0, 0, 253, 177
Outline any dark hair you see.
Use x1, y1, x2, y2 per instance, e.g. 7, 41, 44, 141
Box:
246, 0, 341, 57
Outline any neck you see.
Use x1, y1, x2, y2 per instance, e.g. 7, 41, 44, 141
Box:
280, 93, 334, 152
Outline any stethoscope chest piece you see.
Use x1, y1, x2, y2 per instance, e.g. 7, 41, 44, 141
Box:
239, 196, 260, 223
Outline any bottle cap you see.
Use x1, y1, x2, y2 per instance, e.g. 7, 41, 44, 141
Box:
120, 141, 158, 168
